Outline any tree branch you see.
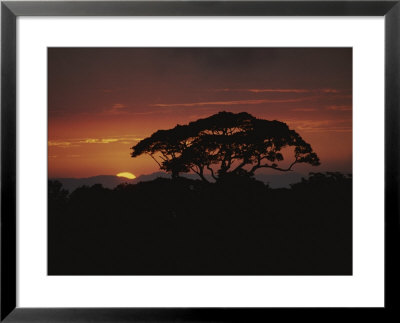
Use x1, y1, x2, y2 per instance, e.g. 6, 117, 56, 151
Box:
148, 153, 162, 168
232, 160, 248, 173
158, 151, 172, 162
206, 165, 217, 180
190, 166, 200, 175
251, 159, 299, 173
191, 166, 209, 182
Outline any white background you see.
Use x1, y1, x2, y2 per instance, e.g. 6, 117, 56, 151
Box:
17, 17, 384, 307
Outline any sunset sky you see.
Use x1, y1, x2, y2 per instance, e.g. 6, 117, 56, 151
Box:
48, 48, 352, 178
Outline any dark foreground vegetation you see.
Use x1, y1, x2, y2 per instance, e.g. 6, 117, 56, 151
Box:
48, 172, 352, 275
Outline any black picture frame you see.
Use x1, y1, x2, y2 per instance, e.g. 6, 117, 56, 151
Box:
1, 1, 399, 321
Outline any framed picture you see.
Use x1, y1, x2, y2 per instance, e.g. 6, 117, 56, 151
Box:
1, 0, 399, 321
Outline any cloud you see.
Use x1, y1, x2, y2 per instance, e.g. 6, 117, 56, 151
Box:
327, 105, 352, 111
48, 141, 74, 148
285, 119, 352, 133
214, 88, 341, 94
48, 136, 144, 148
103, 103, 129, 115
291, 108, 317, 112
80, 138, 119, 144
112, 103, 127, 110
152, 98, 311, 108
320, 89, 341, 93
151, 87, 348, 108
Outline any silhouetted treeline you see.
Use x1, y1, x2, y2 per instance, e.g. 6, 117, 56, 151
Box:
48, 172, 352, 275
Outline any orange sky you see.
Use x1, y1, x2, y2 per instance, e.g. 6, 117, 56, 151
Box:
48, 48, 352, 178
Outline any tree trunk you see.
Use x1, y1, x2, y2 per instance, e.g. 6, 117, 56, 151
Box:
198, 172, 209, 183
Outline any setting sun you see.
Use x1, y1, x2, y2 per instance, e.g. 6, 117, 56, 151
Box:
116, 172, 136, 179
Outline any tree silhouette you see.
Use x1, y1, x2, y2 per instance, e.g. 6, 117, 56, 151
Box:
131, 111, 320, 182
48, 180, 69, 203
290, 172, 352, 190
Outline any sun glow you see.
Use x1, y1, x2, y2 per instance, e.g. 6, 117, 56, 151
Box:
116, 172, 136, 179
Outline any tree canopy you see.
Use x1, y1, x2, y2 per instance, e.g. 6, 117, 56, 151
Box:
131, 111, 320, 182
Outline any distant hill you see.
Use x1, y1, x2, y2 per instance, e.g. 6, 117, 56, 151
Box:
254, 173, 303, 188
51, 171, 305, 192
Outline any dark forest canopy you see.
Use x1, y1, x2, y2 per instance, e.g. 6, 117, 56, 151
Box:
131, 111, 320, 182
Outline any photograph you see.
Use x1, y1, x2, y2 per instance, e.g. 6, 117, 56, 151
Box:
48, 47, 352, 275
